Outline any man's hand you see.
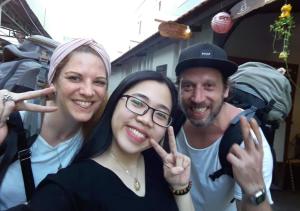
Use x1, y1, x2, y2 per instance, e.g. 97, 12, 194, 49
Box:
227, 117, 264, 195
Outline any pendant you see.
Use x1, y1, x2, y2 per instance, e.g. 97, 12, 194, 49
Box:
134, 178, 141, 191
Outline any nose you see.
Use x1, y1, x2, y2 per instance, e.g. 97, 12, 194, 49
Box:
191, 86, 205, 103
79, 81, 95, 97
136, 108, 154, 127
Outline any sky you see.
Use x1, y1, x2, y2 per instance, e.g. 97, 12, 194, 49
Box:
27, 0, 145, 60
26, 0, 202, 60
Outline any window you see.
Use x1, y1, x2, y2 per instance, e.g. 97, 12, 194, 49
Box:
156, 64, 167, 76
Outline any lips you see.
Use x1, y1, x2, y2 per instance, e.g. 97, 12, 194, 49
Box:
189, 104, 208, 118
192, 106, 207, 112
126, 126, 148, 144
73, 100, 93, 109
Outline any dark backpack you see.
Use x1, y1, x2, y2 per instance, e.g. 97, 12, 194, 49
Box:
172, 107, 259, 181
0, 35, 59, 92
0, 35, 59, 201
208, 108, 257, 180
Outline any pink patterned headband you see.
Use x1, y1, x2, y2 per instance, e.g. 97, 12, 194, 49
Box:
48, 38, 111, 83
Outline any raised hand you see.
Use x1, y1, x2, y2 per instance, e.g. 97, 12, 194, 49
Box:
0, 87, 58, 143
150, 126, 191, 189
227, 117, 264, 195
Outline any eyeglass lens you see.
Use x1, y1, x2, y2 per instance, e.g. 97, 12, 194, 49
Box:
125, 95, 171, 127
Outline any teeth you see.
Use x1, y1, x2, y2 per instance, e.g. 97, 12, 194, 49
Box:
193, 107, 207, 112
74, 101, 92, 108
129, 127, 145, 138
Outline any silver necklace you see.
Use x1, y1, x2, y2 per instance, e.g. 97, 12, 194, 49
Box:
110, 152, 141, 191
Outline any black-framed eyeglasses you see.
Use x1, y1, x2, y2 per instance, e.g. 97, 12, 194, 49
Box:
122, 95, 172, 128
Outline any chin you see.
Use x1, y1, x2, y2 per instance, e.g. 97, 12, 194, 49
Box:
189, 118, 207, 127
119, 140, 150, 155
73, 114, 94, 123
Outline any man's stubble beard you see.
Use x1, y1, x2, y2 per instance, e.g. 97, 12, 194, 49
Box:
179, 97, 224, 128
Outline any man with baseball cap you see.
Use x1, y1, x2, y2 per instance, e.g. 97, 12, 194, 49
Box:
174, 43, 273, 211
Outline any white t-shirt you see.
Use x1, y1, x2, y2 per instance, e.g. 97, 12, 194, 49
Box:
177, 128, 273, 211
0, 131, 83, 210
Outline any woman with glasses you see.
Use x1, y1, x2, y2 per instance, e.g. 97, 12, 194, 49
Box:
8, 70, 194, 211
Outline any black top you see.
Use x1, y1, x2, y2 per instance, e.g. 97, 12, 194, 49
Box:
8, 150, 178, 211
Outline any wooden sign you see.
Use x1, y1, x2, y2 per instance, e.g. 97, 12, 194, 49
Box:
158, 21, 192, 40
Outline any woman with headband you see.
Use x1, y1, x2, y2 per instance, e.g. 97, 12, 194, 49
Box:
0, 38, 111, 209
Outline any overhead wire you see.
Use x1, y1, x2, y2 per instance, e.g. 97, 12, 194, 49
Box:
18, 0, 43, 35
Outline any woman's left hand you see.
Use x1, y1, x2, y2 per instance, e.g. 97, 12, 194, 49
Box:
150, 126, 191, 190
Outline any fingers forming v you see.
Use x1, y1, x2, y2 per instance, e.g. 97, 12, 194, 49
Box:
240, 116, 255, 152
249, 118, 263, 151
168, 126, 177, 154
16, 101, 58, 113
149, 138, 168, 161
14, 87, 55, 102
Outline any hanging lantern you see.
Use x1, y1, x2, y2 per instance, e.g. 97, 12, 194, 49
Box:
211, 12, 233, 34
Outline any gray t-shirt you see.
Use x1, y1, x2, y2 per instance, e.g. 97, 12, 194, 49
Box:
176, 128, 273, 211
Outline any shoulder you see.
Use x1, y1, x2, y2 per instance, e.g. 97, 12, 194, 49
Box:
224, 103, 244, 119
40, 159, 101, 188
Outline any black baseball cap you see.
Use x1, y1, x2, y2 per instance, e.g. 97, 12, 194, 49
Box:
175, 43, 237, 78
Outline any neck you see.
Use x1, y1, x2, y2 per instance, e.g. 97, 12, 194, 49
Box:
108, 140, 141, 169
40, 101, 81, 146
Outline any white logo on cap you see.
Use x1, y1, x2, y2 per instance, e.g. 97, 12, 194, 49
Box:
201, 52, 211, 56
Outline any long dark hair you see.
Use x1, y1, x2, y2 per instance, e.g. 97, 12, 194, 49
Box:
75, 70, 178, 161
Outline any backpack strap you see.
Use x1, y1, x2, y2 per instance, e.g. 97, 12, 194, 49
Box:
209, 108, 257, 181
0, 112, 36, 201
13, 113, 36, 201
234, 82, 266, 103
36, 50, 50, 90
236, 82, 276, 119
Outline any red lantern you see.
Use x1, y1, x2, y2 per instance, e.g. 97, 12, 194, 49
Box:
211, 12, 233, 34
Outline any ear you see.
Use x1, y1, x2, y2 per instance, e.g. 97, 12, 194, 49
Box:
223, 86, 229, 98
45, 83, 56, 101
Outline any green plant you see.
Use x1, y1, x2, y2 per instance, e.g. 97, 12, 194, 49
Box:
270, 3, 295, 62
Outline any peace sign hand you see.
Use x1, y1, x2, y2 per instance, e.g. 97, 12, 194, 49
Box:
227, 117, 265, 195
0, 87, 58, 128
150, 126, 191, 189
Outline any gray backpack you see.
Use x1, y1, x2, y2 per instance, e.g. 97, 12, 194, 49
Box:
228, 62, 292, 123
0, 35, 59, 92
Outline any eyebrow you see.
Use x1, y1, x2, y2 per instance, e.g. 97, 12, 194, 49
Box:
181, 78, 195, 84
95, 76, 107, 80
64, 72, 107, 79
131, 93, 171, 113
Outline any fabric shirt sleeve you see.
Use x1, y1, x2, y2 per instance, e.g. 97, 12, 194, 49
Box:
233, 128, 274, 204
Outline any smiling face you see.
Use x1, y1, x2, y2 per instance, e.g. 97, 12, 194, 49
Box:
179, 67, 228, 127
111, 80, 172, 154
53, 51, 107, 123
